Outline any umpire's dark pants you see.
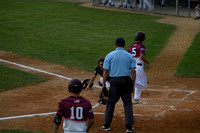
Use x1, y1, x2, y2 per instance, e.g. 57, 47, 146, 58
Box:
104, 76, 134, 126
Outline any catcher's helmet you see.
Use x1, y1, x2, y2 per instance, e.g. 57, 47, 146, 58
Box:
68, 78, 83, 93
134, 31, 145, 41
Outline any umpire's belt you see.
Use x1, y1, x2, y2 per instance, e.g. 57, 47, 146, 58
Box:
110, 76, 130, 79
137, 63, 142, 66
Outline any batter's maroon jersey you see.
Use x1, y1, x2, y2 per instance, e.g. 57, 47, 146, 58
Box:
56, 96, 94, 132
127, 42, 146, 57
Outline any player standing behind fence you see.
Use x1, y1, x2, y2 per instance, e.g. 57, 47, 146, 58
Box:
194, 0, 200, 20
127, 31, 150, 104
100, 37, 136, 133
54, 78, 94, 133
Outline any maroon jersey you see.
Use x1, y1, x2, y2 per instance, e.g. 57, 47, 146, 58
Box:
127, 42, 146, 57
56, 96, 94, 132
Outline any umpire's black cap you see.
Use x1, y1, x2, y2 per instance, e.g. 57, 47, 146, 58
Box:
116, 37, 125, 45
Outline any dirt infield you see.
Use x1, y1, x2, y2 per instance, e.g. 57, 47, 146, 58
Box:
0, 2, 200, 133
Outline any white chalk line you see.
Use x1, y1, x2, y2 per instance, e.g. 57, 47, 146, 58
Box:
145, 88, 196, 101
0, 103, 103, 121
0, 59, 72, 80
133, 105, 175, 117
0, 59, 196, 93
0, 59, 197, 120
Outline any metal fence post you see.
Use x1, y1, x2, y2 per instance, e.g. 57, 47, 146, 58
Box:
188, 0, 191, 17
176, 0, 179, 16
134, 0, 137, 9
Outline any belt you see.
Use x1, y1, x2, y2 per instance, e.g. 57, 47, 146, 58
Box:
137, 63, 142, 66
110, 76, 130, 79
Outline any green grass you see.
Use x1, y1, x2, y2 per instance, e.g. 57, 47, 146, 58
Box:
0, 65, 48, 92
0, 129, 43, 133
0, 0, 175, 72
175, 32, 200, 77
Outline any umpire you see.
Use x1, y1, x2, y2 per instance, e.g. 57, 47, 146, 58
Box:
100, 37, 136, 133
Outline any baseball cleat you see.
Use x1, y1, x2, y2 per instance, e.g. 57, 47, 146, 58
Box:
126, 127, 135, 133
133, 99, 142, 104
100, 125, 111, 131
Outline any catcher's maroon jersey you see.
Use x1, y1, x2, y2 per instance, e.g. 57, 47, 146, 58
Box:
127, 42, 146, 57
56, 96, 94, 132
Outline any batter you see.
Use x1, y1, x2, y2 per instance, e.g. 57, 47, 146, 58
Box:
127, 31, 150, 104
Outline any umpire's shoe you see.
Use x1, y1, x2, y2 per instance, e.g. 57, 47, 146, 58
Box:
100, 125, 111, 131
126, 127, 135, 133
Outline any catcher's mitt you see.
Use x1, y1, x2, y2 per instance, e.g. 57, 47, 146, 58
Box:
82, 79, 93, 89
98, 87, 109, 105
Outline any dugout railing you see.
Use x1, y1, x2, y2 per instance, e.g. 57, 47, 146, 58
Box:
92, 0, 198, 17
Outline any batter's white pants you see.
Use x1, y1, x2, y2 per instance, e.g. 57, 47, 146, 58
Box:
195, 7, 200, 17
134, 65, 147, 100
99, 77, 110, 88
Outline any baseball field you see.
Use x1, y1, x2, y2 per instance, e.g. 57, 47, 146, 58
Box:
0, 0, 200, 133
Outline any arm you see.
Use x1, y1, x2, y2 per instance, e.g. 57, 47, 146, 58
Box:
54, 124, 60, 133
53, 112, 62, 133
140, 53, 150, 69
195, 3, 199, 10
86, 75, 96, 90
86, 118, 94, 132
102, 69, 109, 90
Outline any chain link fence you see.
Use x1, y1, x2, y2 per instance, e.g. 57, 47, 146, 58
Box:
92, 0, 198, 17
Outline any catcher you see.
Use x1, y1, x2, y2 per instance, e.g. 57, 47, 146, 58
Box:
85, 57, 110, 90
84, 56, 110, 105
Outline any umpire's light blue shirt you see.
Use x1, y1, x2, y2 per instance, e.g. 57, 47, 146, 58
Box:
103, 47, 136, 77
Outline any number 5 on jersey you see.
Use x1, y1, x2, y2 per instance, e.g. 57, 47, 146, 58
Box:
132, 48, 136, 56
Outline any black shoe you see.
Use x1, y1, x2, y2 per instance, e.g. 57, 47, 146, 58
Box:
100, 125, 111, 131
110, 4, 115, 7
194, 17, 200, 20
125, 5, 127, 8
126, 127, 135, 133
130, 5, 132, 8
119, 5, 123, 8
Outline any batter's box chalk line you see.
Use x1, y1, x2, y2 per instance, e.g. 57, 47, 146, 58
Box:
145, 88, 196, 101
133, 105, 176, 117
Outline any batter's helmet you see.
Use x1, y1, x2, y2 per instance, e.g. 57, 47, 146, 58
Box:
134, 31, 146, 41
68, 78, 83, 93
